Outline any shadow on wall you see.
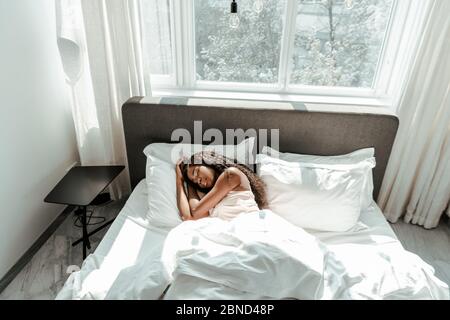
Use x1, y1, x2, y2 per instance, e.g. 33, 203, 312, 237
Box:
78, 127, 105, 166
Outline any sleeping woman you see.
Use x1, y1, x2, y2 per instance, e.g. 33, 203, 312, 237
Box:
175, 151, 267, 221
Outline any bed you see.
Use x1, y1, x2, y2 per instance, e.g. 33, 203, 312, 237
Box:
56, 97, 449, 300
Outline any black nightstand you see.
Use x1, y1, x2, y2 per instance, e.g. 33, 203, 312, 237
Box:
44, 165, 125, 259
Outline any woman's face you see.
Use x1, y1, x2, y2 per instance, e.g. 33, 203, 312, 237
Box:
187, 165, 216, 189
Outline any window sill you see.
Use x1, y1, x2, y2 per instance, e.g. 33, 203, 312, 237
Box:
149, 87, 395, 113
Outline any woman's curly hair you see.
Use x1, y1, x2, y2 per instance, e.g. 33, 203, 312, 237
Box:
179, 151, 268, 209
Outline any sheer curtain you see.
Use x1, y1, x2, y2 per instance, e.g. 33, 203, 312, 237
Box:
378, 0, 450, 229
55, 0, 147, 198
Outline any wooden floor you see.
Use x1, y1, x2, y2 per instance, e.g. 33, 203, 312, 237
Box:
0, 199, 126, 300
0, 201, 449, 299
390, 218, 450, 287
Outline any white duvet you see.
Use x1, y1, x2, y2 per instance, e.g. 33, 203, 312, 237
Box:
57, 210, 449, 300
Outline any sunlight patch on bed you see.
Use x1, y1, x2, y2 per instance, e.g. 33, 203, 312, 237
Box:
100, 219, 147, 268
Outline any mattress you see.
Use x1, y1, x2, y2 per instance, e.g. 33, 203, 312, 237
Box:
95, 179, 404, 267
56, 179, 409, 299
101, 179, 401, 252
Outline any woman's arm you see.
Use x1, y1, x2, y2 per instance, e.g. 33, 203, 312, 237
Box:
175, 160, 215, 221
175, 162, 241, 221
175, 167, 192, 221
175, 160, 203, 221
187, 183, 201, 207
186, 169, 240, 220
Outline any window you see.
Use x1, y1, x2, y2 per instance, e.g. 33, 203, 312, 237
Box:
139, 0, 428, 106
195, 0, 287, 84
291, 0, 394, 88
140, 0, 174, 86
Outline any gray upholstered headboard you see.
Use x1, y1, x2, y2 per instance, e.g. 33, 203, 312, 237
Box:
122, 97, 399, 200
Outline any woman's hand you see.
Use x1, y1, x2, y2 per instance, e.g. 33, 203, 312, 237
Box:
175, 159, 184, 183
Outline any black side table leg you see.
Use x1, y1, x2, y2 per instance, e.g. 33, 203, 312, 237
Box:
71, 218, 115, 247
80, 206, 91, 259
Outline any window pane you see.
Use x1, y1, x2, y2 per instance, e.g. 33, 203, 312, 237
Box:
140, 0, 173, 76
291, 0, 394, 88
195, 0, 287, 84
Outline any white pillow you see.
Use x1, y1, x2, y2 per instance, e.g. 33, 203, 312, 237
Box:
144, 138, 255, 229
261, 146, 376, 209
257, 153, 375, 232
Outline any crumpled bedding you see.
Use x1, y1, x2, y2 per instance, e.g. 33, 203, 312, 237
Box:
57, 210, 449, 300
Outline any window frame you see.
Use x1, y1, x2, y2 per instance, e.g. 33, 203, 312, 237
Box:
147, 0, 432, 109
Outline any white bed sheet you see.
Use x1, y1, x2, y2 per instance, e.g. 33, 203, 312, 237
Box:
56, 180, 170, 299
100, 179, 402, 254
56, 179, 429, 300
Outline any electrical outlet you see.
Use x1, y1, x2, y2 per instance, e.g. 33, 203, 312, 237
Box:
66, 265, 81, 274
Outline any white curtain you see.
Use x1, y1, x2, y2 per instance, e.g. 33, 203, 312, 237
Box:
378, 0, 450, 229
55, 0, 147, 198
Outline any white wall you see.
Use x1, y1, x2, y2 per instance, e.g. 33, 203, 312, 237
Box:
0, 0, 79, 279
